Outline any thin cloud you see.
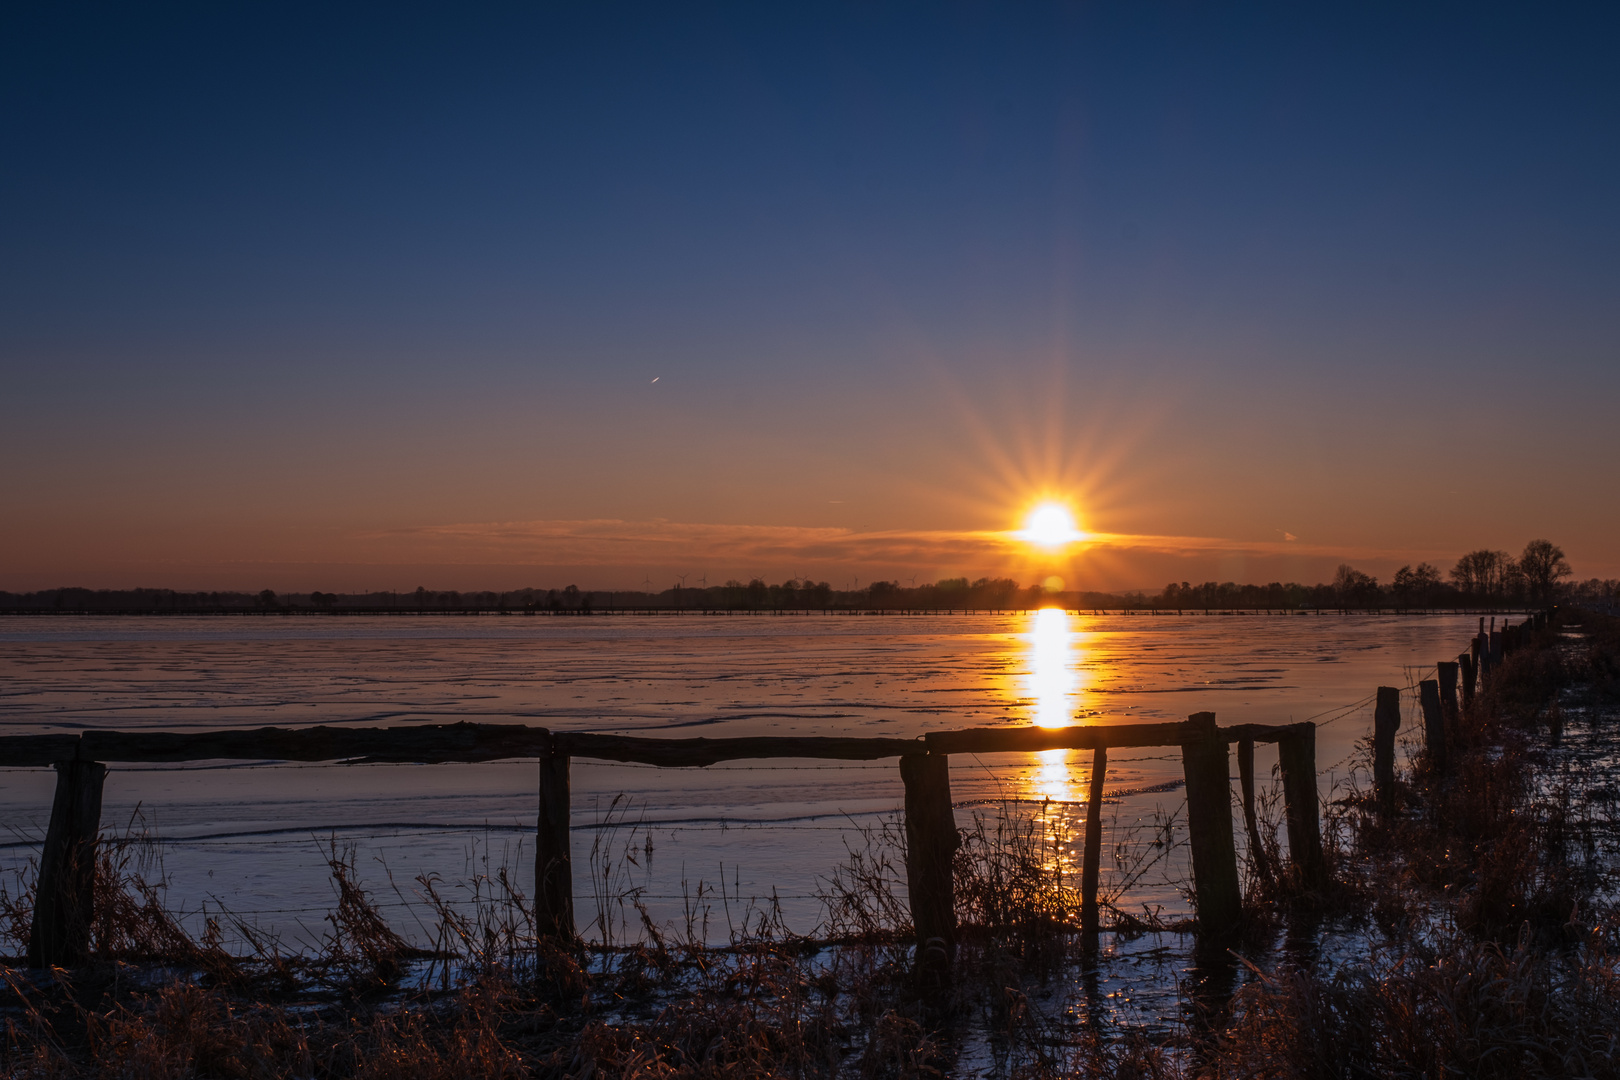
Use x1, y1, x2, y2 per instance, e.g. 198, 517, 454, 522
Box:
349, 518, 1432, 577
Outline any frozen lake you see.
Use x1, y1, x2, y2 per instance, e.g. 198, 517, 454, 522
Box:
0, 611, 1478, 949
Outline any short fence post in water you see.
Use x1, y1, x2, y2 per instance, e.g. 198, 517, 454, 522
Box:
1438, 661, 1460, 730
1277, 723, 1328, 891
1459, 652, 1475, 711
1373, 687, 1400, 817
1420, 679, 1446, 773
27, 757, 107, 968
1236, 737, 1271, 886
537, 737, 575, 942
1081, 746, 1107, 934
1180, 712, 1242, 938
901, 752, 959, 986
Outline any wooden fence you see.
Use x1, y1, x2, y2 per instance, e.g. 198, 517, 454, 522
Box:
7, 609, 1549, 973
7, 718, 1318, 973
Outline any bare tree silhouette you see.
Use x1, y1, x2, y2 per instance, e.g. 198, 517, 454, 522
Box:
1519, 538, 1571, 604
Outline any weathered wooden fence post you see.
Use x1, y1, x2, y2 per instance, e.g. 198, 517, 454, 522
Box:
1180, 713, 1242, 937
1458, 652, 1475, 711
537, 734, 575, 942
1438, 661, 1460, 728
1236, 737, 1272, 886
1373, 686, 1400, 817
27, 756, 107, 968
901, 752, 958, 985
1081, 746, 1107, 934
1277, 723, 1328, 890
1419, 679, 1446, 773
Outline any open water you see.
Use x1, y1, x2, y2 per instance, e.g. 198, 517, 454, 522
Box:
0, 611, 1478, 956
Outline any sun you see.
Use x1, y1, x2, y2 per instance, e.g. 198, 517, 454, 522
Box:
1021, 502, 1083, 548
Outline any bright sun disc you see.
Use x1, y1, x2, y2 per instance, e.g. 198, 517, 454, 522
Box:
1023, 503, 1082, 547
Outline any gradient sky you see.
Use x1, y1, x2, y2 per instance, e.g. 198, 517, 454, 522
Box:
4, 3, 1618, 592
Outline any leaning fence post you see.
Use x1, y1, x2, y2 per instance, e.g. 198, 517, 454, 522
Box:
1373, 687, 1400, 817
901, 752, 958, 986
1277, 723, 1328, 891
27, 755, 106, 968
1438, 661, 1460, 730
1236, 737, 1271, 886
1081, 746, 1107, 934
1180, 713, 1242, 937
1458, 652, 1475, 711
537, 734, 575, 941
1419, 679, 1446, 773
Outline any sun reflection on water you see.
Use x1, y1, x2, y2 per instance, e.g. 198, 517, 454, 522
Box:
1028, 607, 1078, 729
1026, 607, 1082, 802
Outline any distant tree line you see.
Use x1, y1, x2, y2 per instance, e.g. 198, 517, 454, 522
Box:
1154, 539, 1586, 612
2, 539, 1609, 615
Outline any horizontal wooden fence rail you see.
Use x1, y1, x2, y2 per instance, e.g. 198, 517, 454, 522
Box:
4, 735, 82, 769
4, 720, 1312, 768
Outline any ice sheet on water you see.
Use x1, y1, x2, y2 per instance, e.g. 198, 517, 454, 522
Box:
1, 612, 1478, 944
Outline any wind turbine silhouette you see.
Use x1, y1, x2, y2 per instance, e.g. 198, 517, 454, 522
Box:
641, 573, 653, 591
908, 575, 917, 587
697, 573, 708, 588
677, 574, 689, 588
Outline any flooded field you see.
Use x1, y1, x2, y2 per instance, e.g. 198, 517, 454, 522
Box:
0, 610, 1481, 957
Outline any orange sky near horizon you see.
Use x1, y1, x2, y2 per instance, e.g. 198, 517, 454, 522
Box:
5, 357, 1616, 593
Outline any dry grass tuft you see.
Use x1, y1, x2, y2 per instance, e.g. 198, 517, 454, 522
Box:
1216, 925, 1620, 1079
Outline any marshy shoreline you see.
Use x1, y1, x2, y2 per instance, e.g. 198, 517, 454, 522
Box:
5, 609, 1620, 1078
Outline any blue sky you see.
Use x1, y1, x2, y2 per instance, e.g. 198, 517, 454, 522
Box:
4, 3, 1618, 589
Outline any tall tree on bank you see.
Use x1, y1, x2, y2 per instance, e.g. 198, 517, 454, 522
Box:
1518, 539, 1572, 605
